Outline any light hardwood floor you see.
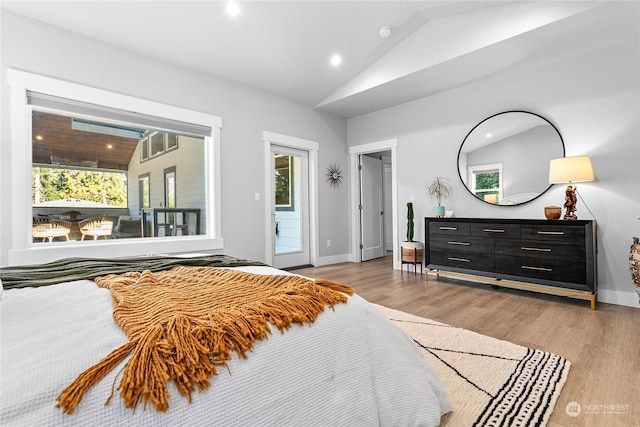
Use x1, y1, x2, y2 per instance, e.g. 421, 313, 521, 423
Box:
295, 255, 640, 427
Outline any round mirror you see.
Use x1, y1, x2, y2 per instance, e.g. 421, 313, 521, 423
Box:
457, 111, 565, 206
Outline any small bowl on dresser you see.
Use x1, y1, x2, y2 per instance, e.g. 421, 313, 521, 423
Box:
544, 205, 562, 220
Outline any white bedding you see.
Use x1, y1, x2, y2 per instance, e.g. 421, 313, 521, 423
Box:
1, 266, 452, 426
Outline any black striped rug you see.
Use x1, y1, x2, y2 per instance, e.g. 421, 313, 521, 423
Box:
373, 304, 570, 427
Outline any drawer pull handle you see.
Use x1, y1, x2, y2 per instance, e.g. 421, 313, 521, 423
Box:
521, 265, 553, 272
440, 227, 458, 231
448, 257, 471, 262
483, 228, 505, 233
537, 231, 565, 235
521, 247, 552, 252
447, 241, 471, 246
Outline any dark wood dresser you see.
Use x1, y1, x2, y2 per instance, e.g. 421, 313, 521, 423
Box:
424, 217, 597, 309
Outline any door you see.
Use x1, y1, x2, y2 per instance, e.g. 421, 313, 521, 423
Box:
383, 163, 393, 251
360, 155, 385, 261
271, 145, 310, 269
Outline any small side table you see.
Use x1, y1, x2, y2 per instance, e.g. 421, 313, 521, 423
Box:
401, 246, 423, 275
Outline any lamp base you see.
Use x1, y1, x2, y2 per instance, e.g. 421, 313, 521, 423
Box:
563, 185, 578, 220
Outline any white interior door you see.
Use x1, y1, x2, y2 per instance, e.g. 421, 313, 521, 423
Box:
383, 163, 393, 252
360, 155, 385, 261
271, 145, 310, 269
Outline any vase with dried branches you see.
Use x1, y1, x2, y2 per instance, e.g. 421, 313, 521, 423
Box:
426, 177, 452, 217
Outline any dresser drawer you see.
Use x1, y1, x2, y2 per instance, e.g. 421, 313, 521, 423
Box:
430, 250, 494, 271
522, 225, 585, 243
471, 223, 521, 239
495, 239, 585, 261
430, 234, 494, 254
495, 255, 586, 286
429, 222, 470, 236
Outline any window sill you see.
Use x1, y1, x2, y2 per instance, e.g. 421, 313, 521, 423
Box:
8, 236, 224, 266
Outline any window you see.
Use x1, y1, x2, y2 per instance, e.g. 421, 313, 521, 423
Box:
275, 154, 293, 210
141, 131, 179, 162
468, 163, 503, 203
164, 167, 176, 208
138, 174, 150, 209
8, 69, 222, 264
167, 133, 178, 150
150, 132, 165, 157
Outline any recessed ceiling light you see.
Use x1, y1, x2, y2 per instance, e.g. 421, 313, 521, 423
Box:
378, 26, 392, 39
486, 133, 492, 138
35, 135, 43, 140
226, 1, 240, 17
107, 144, 113, 149
330, 54, 342, 67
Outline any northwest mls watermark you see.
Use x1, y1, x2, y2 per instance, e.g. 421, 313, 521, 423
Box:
566, 401, 631, 417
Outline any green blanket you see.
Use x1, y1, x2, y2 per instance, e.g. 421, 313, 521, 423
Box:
0, 255, 266, 289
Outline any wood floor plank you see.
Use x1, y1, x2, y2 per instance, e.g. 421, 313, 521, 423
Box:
296, 255, 640, 426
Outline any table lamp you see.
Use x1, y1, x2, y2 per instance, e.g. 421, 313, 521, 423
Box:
548, 156, 595, 220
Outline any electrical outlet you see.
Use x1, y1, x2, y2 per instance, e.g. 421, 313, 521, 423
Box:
254, 192, 261, 201
327, 240, 331, 247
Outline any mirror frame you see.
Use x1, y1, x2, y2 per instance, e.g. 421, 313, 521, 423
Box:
457, 110, 565, 206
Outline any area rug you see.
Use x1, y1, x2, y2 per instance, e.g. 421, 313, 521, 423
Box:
373, 304, 571, 427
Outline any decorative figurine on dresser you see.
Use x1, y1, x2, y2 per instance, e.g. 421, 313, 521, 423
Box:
425, 217, 598, 309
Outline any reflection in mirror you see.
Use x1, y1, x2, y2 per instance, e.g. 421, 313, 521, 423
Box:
457, 111, 565, 206
31, 109, 206, 243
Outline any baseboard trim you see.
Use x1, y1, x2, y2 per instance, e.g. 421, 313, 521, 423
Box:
314, 254, 352, 266
597, 289, 640, 308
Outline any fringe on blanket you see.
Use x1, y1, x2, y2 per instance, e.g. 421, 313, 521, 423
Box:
56, 267, 353, 414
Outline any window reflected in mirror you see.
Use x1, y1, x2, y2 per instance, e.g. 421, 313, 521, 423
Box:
469, 164, 502, 202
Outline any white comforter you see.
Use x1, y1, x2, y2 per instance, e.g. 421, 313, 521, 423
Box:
1, 266, 451, 426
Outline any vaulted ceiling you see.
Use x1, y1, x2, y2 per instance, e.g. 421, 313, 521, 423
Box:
2, 1, 637, 118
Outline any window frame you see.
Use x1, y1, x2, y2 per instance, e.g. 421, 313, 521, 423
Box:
8, 69, 222, 265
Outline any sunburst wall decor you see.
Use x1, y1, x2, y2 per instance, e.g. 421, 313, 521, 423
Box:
326, 163, 343, 188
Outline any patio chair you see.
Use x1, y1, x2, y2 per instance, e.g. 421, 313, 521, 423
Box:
32, 217, 72, 243
78, 217, 115, 240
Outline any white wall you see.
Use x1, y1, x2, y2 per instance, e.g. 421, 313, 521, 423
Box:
0, 11, 350, 266
348, 35, 640, 307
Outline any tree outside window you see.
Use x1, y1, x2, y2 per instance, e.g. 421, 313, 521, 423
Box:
32, 167, 127, 207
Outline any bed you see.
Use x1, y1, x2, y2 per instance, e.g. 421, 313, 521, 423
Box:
0, 255, 452, 426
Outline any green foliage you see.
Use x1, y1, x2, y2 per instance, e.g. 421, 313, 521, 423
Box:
475, 172, 500, 191
406, 202, 414, 242
32, 167, 127, 207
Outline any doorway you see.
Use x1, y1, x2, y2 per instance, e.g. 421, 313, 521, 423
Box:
359, 154, 385, 261
263, 131, 319, 270
271, 145, 310, 268
348, 139, 399, 269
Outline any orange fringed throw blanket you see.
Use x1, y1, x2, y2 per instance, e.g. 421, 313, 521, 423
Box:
56, 266, 353, 414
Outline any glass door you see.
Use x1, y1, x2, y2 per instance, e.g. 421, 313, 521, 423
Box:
271, 145, 309, 269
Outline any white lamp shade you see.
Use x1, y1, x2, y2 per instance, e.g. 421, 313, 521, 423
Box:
549, 156, 595, 184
